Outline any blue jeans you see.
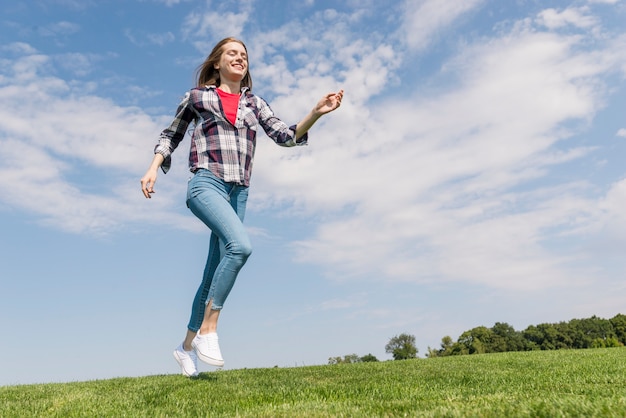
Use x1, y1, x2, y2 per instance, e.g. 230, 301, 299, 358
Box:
186, 169, 252, 332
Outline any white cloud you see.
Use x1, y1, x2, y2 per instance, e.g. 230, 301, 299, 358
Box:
536, 7, 599, 30
54, 52, 101, 76
400, 0, 485, 51
1, 2, 624, 293
147, 31, 175, 46
247, 8, 626, 291
319, 293, 369, 311
155, 0, 190, 5
138, 0, 193, 5
600, 179, 626, 237
0, 49, 195, 234
38, 21, 81, 37
2, 42, 38, 54
617, 128, 626, 137
181, 1, 255, 46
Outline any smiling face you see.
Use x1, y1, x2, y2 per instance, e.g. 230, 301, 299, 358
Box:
215, 41, 248, 84
195, 37, 253, 90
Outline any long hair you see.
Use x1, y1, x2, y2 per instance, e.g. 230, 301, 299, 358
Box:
195, 37, 252, 90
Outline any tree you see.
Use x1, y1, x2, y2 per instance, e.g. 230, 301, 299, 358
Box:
429, 314, 625, 358
426, 335, 454, 357
360, 353, 379, 362
385, 333, 418, 360
610, 314, 626, 345
458, 326, 492, 354
328, 353, 379, 364
490, 322, 529, 352
328, 354, 361, 365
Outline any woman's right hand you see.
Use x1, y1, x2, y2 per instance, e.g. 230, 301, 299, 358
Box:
140, 169, 158, 199
141, 153, 165, 199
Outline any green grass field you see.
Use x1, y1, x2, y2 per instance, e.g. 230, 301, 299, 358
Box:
1, 348, 625, 417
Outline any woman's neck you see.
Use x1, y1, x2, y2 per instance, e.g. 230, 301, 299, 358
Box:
217, 80, 241, 94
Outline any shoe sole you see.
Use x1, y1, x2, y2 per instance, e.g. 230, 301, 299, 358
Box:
191, 342, 225, 367
173, 350, 199, 377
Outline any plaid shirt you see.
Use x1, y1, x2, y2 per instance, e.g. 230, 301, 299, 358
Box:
155, 86, 307, 186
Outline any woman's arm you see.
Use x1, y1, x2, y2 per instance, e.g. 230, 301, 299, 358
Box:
141, 91, 198, 199
294, 89, 344, 139
140, 153, 165, 199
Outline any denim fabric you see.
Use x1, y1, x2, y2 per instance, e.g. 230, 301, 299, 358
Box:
186, 169, 252, 332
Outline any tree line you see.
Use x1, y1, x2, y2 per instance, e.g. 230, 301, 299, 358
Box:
328, 314, 625, 364
428, 314, 626, 357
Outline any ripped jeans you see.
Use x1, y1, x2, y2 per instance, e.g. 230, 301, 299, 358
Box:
186, 169, 252, 332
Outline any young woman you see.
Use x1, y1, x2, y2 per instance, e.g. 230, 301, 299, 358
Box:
140, 37, 343, 377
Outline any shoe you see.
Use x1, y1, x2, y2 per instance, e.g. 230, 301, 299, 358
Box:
173, 343, 199, 377
192, 332, 224, 367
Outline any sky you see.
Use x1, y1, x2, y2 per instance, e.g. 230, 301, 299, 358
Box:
0, 0, 625, 386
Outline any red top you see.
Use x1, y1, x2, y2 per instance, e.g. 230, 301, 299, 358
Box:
216, 88, 240, 125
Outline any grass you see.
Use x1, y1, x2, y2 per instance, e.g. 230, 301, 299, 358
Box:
1, 347, 625, 417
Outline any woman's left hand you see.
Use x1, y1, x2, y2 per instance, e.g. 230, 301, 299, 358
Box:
294, 89, 345, 138
315, 89, 344, 115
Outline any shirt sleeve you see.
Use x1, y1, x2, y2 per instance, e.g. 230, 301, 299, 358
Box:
154, 92, 197, 174
254, 95, 308, 147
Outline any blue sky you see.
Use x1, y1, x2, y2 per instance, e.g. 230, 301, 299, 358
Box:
1, 0, 625, 386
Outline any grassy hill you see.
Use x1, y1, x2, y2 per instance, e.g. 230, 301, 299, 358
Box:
1, 347, 625, 417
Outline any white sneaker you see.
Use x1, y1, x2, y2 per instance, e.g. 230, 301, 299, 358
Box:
192, 333, 224, 367
173, 343, 199, 377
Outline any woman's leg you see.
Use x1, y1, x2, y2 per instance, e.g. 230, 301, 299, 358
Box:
183, 170, 251, 366
182, 300, 219, 351
186, 232, 221, 336
187, 171, 251, 311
